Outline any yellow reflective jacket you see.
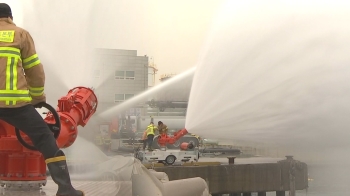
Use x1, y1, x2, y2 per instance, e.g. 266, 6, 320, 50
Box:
0, 18, 45, 108
146, 124, 155, 136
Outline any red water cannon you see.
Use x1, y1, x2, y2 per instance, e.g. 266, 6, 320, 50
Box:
158, 128, 189, 148
51, 86, 98, 148
0, 87, 97, 190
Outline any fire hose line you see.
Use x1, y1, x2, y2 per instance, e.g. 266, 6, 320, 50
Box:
15, 102, 61, 151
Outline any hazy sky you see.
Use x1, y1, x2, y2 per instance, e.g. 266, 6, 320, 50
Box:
3, 0, 224, 84
91, 0, 224, 83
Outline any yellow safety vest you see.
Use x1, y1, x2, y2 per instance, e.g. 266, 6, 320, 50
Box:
146, 125, 155, 136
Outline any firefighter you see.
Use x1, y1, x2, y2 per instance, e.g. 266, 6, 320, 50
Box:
158, 121, 168, 135
0, 4, 83, 196
143, 122, 155, 151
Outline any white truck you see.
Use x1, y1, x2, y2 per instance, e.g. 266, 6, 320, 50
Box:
135, 128, 199, 165
136, 148, 199, 165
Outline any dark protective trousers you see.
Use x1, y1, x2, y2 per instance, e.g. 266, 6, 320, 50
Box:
0, 104, 59, 159
143, 134, 154, 150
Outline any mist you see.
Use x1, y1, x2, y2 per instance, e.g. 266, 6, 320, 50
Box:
91, 0, 223, 82
100, 67, 195, 118
13, 0, 349, 167
186, 0, 350, 163
12, 0, 218, 174
4, 0, 350, 194
19, 1, 96, 104
11, 0, 225, 103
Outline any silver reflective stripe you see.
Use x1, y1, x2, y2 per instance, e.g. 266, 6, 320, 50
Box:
0, 49, 20, 56
23, 57, 39, 66
0, 93, 31, 97
0, 47, 26, 105
29, 89, 43, 94
9, 57, 14, 90
23, 54, 40, 69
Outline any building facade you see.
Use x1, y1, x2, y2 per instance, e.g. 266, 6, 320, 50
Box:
93, 48, 155, 116
89, 48, 192, 135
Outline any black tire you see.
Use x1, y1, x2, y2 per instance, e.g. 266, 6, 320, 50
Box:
165, 155, 176, 165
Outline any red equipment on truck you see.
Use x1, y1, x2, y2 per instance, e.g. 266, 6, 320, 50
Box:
0, 86, 97, 190
157, 128, 194, 150
136, 128, 199, 165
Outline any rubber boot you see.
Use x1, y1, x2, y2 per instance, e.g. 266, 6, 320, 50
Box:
46, 150, 85, 196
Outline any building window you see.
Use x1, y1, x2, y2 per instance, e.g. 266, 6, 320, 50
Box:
125, 94, 134, 100
125, 71, 135, 80
115, 71, 135, 80
114, 94, 124, 103
114, 94, 134, 103
115, 71, 125, 79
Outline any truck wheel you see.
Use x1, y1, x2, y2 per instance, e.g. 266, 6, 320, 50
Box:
165, 155, 176, 165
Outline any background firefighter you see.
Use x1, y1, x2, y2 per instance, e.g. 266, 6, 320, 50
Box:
143, 122, 155, 151
157, 121, 168, 135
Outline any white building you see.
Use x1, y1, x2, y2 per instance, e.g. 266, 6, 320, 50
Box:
93, 48, 156, 117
